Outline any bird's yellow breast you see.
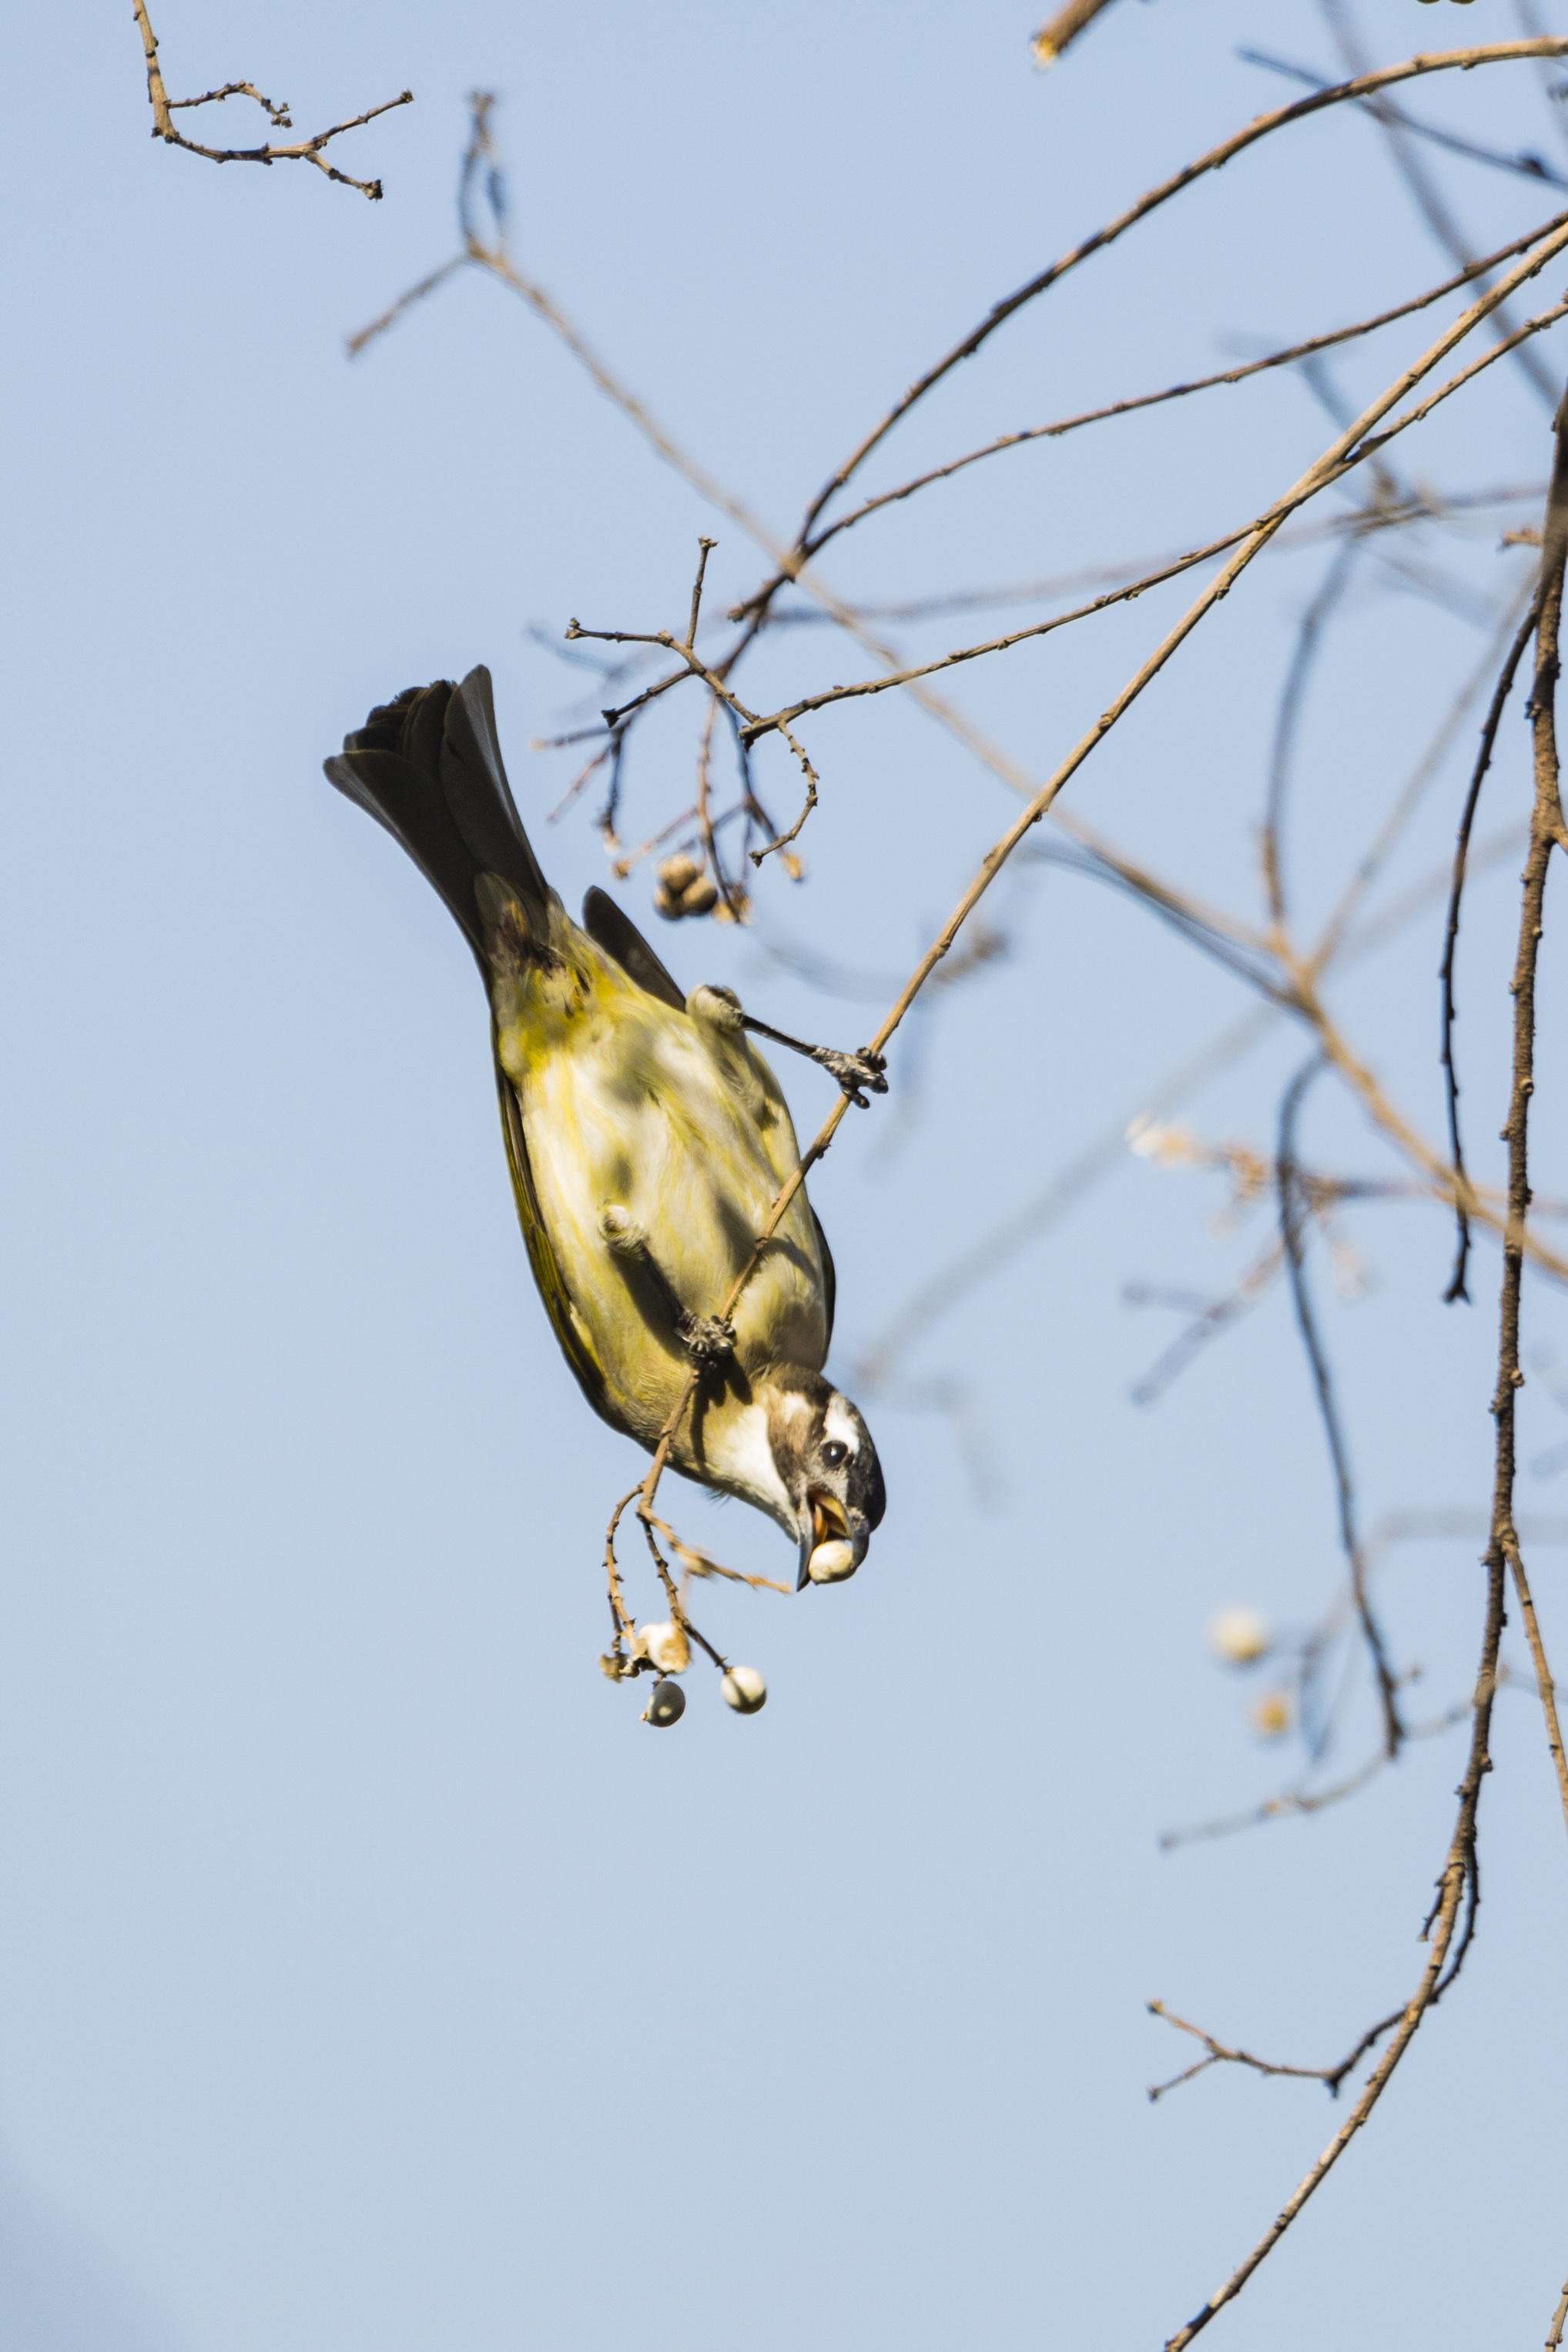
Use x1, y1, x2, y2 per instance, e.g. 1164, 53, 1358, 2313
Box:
492, 924, 828, 1449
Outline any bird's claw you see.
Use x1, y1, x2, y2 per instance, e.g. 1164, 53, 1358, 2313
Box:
676, 1312, 736, 1366
809, 1045, 889, 1108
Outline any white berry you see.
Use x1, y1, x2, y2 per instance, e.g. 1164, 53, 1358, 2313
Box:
1208, 1606, 1270, 1666
722, 1665, 767, 1714
643, 1680, 685, 1727
639, 1620, 690, 1675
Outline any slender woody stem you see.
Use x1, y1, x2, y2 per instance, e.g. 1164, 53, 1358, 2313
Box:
794, 39, 1568, 545
1499, 401, 1568, 1853
1163, 368, 1568, 2352
625, 224, 1568, 1539
1278, 1060, 1403, 1757
1440, 594, 1543, 1302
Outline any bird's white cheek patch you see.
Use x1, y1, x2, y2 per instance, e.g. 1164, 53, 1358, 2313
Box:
714, 1400, 795, 1526
824, 1396, 861, 1456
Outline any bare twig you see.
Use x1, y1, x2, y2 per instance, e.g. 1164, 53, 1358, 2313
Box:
1127, 1246, 1283, 1411
1278, 1062, 1404, 1757
1161, 1560, 1505, 2347
742, 278, 1568, 749
132, 0, 410, 200
626, 246, 1568, 1556
1313, 577, 1538, 976
1243, 43, 1568, 193
1158, 1705, 1473, 1852
1147, 1999, 1403, 2104
794, 39, 1568, 548
1263, 541, 1360, 930
776, 224, 1568, 581
1497, 396, 1568, 1854
1031, 0, 1123, 68
1315, 2, 1559, 407
347, 257, 465, 357
860, 801, 1543, 1405
1163, 358, 1568, 2352
1548, 2273, 1568, 2352
796, 486, 1543, 628
1440, 595, 1543, 1302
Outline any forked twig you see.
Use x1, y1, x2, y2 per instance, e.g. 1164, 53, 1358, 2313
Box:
792, 38, 1568, 550
132, 0, 410, 199
1147, 1999, 1403, 2104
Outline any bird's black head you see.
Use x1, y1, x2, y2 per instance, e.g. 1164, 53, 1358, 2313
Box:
765, 1368, 886, 1590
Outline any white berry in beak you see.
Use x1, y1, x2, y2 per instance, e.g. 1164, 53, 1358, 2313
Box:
642, 1680, 685, 1727
722, 1665, 767, 1714
806, 1539, 859, 1584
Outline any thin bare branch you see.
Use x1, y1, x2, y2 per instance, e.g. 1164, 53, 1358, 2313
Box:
1313, 576, 1537, 976
1147, 1999, 1403, 2104
1264, 542, 1360, 931
346, 256, 464, 357
796, 38, 1568, 545
1316, 2, 1559, 407
1441, 594, 1543, 1302
1548, 2274, 1568, 2352
743, 277, 1568, 749
1127, 1245, 1283, 1410
1244, 43, 1568, 193
626, 249, 1568, 1552
1164, 350, 1568, 2352
1494, 393, 1568, 1851
776, 223, 1568, 581
1162, 1560, 1505, 2346
1278, 1061, 1403, 1756
1030, 0, 1123, 68
1158, 1709, 1472, 1853
132, 1, 410, 200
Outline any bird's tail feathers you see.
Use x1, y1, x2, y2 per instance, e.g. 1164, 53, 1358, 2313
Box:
325, 666, 551, 960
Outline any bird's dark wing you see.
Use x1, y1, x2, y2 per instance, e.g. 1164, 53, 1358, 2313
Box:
581, 886, 687, 1013
812, 1209, 836, 1351
493, 1044, 625, 1436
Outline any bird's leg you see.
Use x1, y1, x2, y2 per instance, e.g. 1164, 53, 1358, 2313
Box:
738, 1014, 889, 1109
598, 1207, 735, 1366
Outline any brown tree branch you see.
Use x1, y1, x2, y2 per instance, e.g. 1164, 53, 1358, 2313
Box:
1163, 351, 1568, 2352
1496, 397, 1568, 1855
1278, 1061, 1403, 1755
742, 275, 1568, 749
1030, 0, 1124, 68
1316, 1, 1560, 408
794, 39, 1568, 548
1440, 595, 1543, 1302
765, 221, 1568, 584
1162, 1553, 1506, 2347
621, 252, 1568, 1555
1147, 1999, 1403, 2104
132, 1, 410, 200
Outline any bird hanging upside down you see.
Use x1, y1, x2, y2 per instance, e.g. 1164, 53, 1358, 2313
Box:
325, 666, 886, 1590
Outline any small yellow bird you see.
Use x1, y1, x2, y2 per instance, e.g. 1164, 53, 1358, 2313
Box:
326, 666, 886, 1587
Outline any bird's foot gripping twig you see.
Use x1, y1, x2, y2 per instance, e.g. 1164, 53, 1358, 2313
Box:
675, 1311, 736, 1365
740, 1015, 889, 1107
806, 1044, 890, 1107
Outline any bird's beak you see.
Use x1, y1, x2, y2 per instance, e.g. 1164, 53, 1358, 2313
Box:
796, 1489, 871, 1590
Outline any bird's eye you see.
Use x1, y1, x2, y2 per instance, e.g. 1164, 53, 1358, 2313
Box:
820, 1440, 848, 1468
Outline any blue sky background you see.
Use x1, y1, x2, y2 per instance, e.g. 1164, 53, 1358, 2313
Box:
4, 2, 1568, 2346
